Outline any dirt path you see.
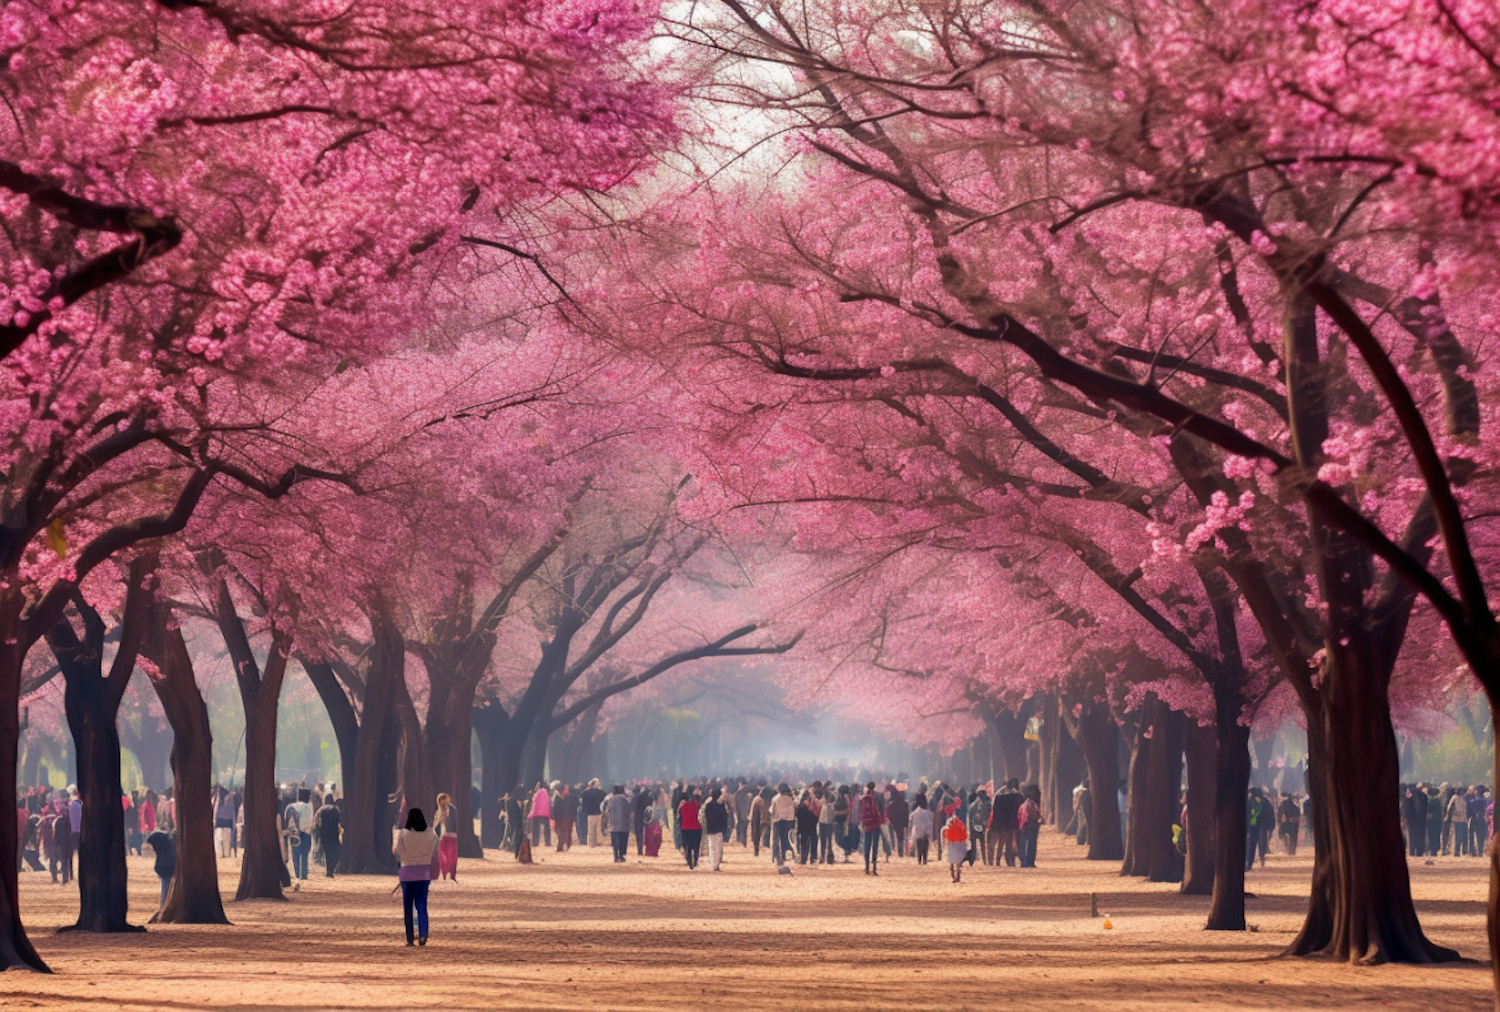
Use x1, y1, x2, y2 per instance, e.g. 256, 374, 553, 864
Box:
4, 833, 1492, 1011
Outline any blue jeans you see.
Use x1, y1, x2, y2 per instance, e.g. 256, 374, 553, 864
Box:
862, 827, 881, 869
1019, 826, 1038, 867
401, 880, 430, 942
773, 820, 793, 866
292, 836, 311, 879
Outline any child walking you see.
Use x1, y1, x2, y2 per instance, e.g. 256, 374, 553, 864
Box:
942, 810, 969, 883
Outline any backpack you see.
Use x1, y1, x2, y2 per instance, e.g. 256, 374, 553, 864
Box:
860, 794, 882, 826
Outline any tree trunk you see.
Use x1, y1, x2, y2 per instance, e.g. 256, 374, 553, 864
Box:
0, 589, 47, 970
1205, 709, 1250, 931
235, 688, 285, 901
1182, 720, 1217, 896
476, 705, 510, 848
1053, 716, 1086, 833
331, 617, 404, 875
392, 674, 431, 816
46, 586, 150, 935
1070, 701, 1123, 861
992, 707, 1030, 786
1290, 606, 1457, 962
1146, 704, 1186, 883
143, 605, 228, 925
521, 724, 548, 790
1038, 696, 1059, 823
431, 681, 482, 859
1276, 287, 1454, 962
60, 686, 138, 932
1121, 706, 1149, 877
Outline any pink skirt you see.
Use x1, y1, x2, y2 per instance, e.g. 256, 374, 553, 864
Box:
438, 834, 458, 877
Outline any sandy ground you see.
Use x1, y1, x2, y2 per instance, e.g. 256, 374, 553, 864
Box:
2, 832, 1494, 1011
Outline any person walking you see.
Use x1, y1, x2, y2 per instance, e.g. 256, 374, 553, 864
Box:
734, 781, 753, 848
911, 797, 934, 866
1017, 786, 1043, 868
795, 789, 820, 865
1277, 791, 1301, 857
434, 793, 460, 881
887, 788, 910, 860
66, 786, 81, 883
316, 793, 342, 878
284, 788, 314, 883
1469, 786, 1489, 856
703, 787, 730, 871
989, 780, 1022, 867
214, 785, 235, 859
146, 823, 175, 908
54, 798, 74, 885
527, 782, 552, 849
632, 787, 651, 855
968, 786, 991, 866
393, 808, 438, 947
679, 788, 704, 870
1447, 787, 1470, 857
769, 783, 796, 868
552, 784, 577, 854
749, 789, 768, 858
817, 786, 838, 864
943, 808, 969, 883
835, 785, 856, 863
605, 785, 632, 863
858, 781, 886, 876
581, 779, 606, 848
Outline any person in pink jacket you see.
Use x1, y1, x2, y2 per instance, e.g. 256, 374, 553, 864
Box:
527, 783, 552, 848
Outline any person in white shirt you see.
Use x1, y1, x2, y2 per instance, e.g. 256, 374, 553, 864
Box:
284, 788, 314, 882
769, 784, 796, 867
910, 798, 935, 865
393, 808, 438, 946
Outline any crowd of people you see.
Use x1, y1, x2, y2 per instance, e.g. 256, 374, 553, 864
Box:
12, 762, 1495, 948
495, 774, 1049, 880
1400, 782, 1494, 857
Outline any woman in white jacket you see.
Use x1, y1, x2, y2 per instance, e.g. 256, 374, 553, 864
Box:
393, 808, 438, 946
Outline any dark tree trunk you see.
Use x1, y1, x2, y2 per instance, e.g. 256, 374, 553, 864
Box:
1146, 704, 1186, 883
1056, 716, 1086, 831
476, 705, 509, 848
1205, 708, 1250, 931
142, 598, 228, 925
1182, 720, 1217, 896
1121, 707, 1149, 877
1038, 696, 1059, 823
551, 702, 602, 787
992, 707, 1030, 787
60, 692, 136, 932
425, 677, 482, 860
392, 673, 431, 816
0, 589, 48, 970
235, 680, 285, 901
1275, 288, 1454, 962
328, 613, 403, 875
521, 725, 548, 790
1070, 701, 1123, 861
1288, 581, 1457, 962
46, 564, 151, 933
214, 580, 290, 903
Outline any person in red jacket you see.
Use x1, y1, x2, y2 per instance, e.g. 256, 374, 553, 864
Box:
858, 781, 886, 876
678, 788, 703, 870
